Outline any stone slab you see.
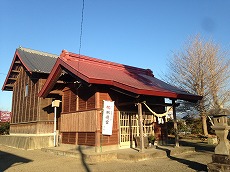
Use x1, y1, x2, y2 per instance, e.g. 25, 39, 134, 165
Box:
207, 162, 230, 172
212, 154, 230, 165
41, 145, 195, 163
0, 135, 53, 150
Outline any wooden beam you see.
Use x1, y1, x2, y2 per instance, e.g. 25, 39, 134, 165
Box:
117, 101, 179, 107
138, 103, 145, 152
49, 90, 63, 95
172, 99, 179, 147
110, 87, 139, 98
12, 70, 20, 73
9, 77, 17, 80
56, 80, 65, 83
144, 102, 180, 107
4, 88, 13, 91
117, 102, 135, 106
5, 84, 14, 87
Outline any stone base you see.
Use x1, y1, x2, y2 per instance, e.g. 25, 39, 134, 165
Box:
95, 144, 120, 153
208, 137, 218, 145
208, 154, 230, 172
0, 135, 53, 150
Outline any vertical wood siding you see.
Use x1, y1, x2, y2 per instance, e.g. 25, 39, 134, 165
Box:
11, 68, 54, 134
61, 110, 97, 132
78, 132, 95, 146
62, 86, 96, 113
98, 91, 119, 146
62, 132, 77, 144
63, 89, 70, 112
70, 90, 77, 112
38, 79, 54, 123
12, 67, 35, 124
10, 121, 54, 134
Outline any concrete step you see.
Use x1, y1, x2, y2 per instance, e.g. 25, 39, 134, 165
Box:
41, 145, 195, 163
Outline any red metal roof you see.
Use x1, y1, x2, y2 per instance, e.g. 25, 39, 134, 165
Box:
39, 50, 202, 101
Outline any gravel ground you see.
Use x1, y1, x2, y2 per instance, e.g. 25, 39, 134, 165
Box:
0, 142, 213, 172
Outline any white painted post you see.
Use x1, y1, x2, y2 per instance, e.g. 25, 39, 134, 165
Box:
54, 106, 57, 147
52, 100, 61, 147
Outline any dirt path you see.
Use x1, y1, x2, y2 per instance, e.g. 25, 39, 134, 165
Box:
0, 143, 212, 172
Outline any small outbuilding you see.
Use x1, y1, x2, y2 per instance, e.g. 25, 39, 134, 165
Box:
1, 47, 59, 149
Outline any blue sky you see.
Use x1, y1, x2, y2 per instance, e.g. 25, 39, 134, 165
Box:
0, 0, 230, 111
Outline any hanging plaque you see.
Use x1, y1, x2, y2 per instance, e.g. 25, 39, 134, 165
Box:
102, 100, 114, 135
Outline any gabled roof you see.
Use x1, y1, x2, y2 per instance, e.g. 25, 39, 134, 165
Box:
39, 50, 202, 102
2, 47, 58, 91
16, 47, 58, 73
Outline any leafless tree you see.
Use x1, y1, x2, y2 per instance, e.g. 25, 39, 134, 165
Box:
167, 35, 230, 135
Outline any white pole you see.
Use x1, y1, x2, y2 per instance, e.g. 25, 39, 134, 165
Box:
54, 106, 57, 147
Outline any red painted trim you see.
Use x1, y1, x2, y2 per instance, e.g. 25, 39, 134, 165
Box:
2, 51, 18, 90
38, 59, 62, 97
60, 59, 90, 82
39, 50, 202, 101
87, 78, 202, 101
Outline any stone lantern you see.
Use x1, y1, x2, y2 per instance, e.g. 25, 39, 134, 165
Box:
208, 108, 230, 171
212, 112, 230, 155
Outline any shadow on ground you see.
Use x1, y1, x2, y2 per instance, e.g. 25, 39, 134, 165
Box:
156, 146, 208, 171
167, 137, 215, 153
0, 150, 32, 171
78, 146, 91, 172
179, 139, 215, 153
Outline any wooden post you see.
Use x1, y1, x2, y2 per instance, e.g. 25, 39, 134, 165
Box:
95, 131, 101, 153
172, 99, 179, 147
138, 103, 144, 152
95, 109, 101, 153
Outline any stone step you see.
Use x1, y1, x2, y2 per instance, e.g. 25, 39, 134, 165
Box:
41, 146, 195, 163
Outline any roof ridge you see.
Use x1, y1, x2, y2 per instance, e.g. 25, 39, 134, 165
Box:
61, 50, 153, 76
17, 46, 58, 58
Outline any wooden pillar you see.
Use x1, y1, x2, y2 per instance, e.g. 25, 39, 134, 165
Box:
138, 103, 144, 152
172, 99, 179, 147
95, 92, 101, 153
95, 131, 101, 153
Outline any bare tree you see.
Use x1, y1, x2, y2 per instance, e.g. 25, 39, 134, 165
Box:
167, 35, 230, 136
205, 43, 230, 110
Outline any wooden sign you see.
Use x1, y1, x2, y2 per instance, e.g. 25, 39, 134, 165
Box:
102, 101, 114, 135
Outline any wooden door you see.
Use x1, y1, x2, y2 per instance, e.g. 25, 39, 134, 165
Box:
119, 111, 155, 148
119, 112, 139, 148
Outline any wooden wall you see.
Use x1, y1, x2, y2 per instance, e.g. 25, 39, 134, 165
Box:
10, 123, 37, 134
97, 91, 119, 146
10, 121, 54, 134
62, 132, 77, 144
60, 85, 120, 146
61, 110, 97, 132
62, 86, 95, 113
10, 67, 55, 134
38, 79, 55, 121
60, 85, 165, 146
12, 67, 38, 123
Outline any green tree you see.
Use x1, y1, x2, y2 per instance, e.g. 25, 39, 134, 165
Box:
0, 122, 10, 135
